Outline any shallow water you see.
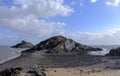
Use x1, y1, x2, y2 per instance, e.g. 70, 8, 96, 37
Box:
0, 46, 25, 64
88, 48, 110, 56
88, 45, 120, 56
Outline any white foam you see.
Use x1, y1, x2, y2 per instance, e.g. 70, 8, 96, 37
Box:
0, 47, 24, 64
88, 48, 110, 56
0, 51, 21, 64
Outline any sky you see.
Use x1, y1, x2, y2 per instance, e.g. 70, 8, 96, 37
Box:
0, 0, 120, 45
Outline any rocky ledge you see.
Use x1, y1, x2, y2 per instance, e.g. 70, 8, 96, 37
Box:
107, 47, 120, 56
11, 41, 34, 48
23, 36, 102, 54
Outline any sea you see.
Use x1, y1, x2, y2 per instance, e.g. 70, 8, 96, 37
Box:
0, 45, 120, 64
0, 46, 27, 64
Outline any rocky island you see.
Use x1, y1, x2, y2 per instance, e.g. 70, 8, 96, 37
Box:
1, 36, 120, 76
23, 36, 102, 54
0, 36, 103, 70
11, 41, 34, 48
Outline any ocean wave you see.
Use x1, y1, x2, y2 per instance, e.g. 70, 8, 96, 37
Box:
88, 48, 110, 56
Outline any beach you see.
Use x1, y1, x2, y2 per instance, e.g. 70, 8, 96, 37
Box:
1, 51, 120, 70
1, 46, 120, 75
0, 51, 103, 71
44, 67, 120, 76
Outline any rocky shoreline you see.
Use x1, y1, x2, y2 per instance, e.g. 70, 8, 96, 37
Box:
1, 36, 120, 76
1, 50, 120, 70
1, 52, 120, 76
0, 52, 102, 71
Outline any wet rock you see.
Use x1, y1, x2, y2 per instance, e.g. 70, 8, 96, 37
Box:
27, 71, 46, 76
0, 67, 22, 76
107, 47, 120, 56
0, 67, 46, 76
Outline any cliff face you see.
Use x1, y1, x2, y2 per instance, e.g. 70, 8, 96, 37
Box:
11, 41, 34, 48
23, 36, 102, 54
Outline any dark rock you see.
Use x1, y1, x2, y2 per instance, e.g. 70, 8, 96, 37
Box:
27, 71, 46, 76
11, 40, 34, 48
23, 36, 102, 54
0, 67, 46, 76
107, 47, 120, 56
0, 67, 22, 76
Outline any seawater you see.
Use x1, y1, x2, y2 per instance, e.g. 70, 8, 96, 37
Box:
0, 46, 25, 64
88, 45, 120, 56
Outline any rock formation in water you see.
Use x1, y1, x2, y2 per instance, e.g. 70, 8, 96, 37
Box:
107, 47, 120, 56
11, 41, 34, 48
23, 36, 102, 54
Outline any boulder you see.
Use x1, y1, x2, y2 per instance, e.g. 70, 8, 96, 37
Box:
107, 47, 120, 56
0, 67, 22, 76
0, 67, 46, 76
11, 41, 34, 48
23, 36, 102, 54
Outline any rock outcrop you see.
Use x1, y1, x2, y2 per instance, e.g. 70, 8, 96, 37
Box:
11, 41, 34, 48
0, 67, 46, 76
0, 67, 22, 76
23, 36, 102, 54
107, 47, 120, 56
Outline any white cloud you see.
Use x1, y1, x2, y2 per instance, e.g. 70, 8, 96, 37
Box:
1, 26, 120, 45
0, 0, 73, 44
14, 0, 73, 17
0, 16, 65, 36
106, 0, 120, 7
1, 0, 120, 45
67, 28, 120, 45
0, 15, 65, 44
90, 0, 97, 3
0, 0, 73, 18
78, 0, 97, 7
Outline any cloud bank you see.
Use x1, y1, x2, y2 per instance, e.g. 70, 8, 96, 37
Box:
0, 0, 73, 44
106, 0, 120, 7
67, 28, 120, 45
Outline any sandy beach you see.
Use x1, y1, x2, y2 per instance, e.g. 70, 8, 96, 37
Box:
44, 68, 120, 76
16, 67, 120, 76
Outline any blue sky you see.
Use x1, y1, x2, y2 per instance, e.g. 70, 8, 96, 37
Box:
0, 0, 120, 45
53, 0, 120, 32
